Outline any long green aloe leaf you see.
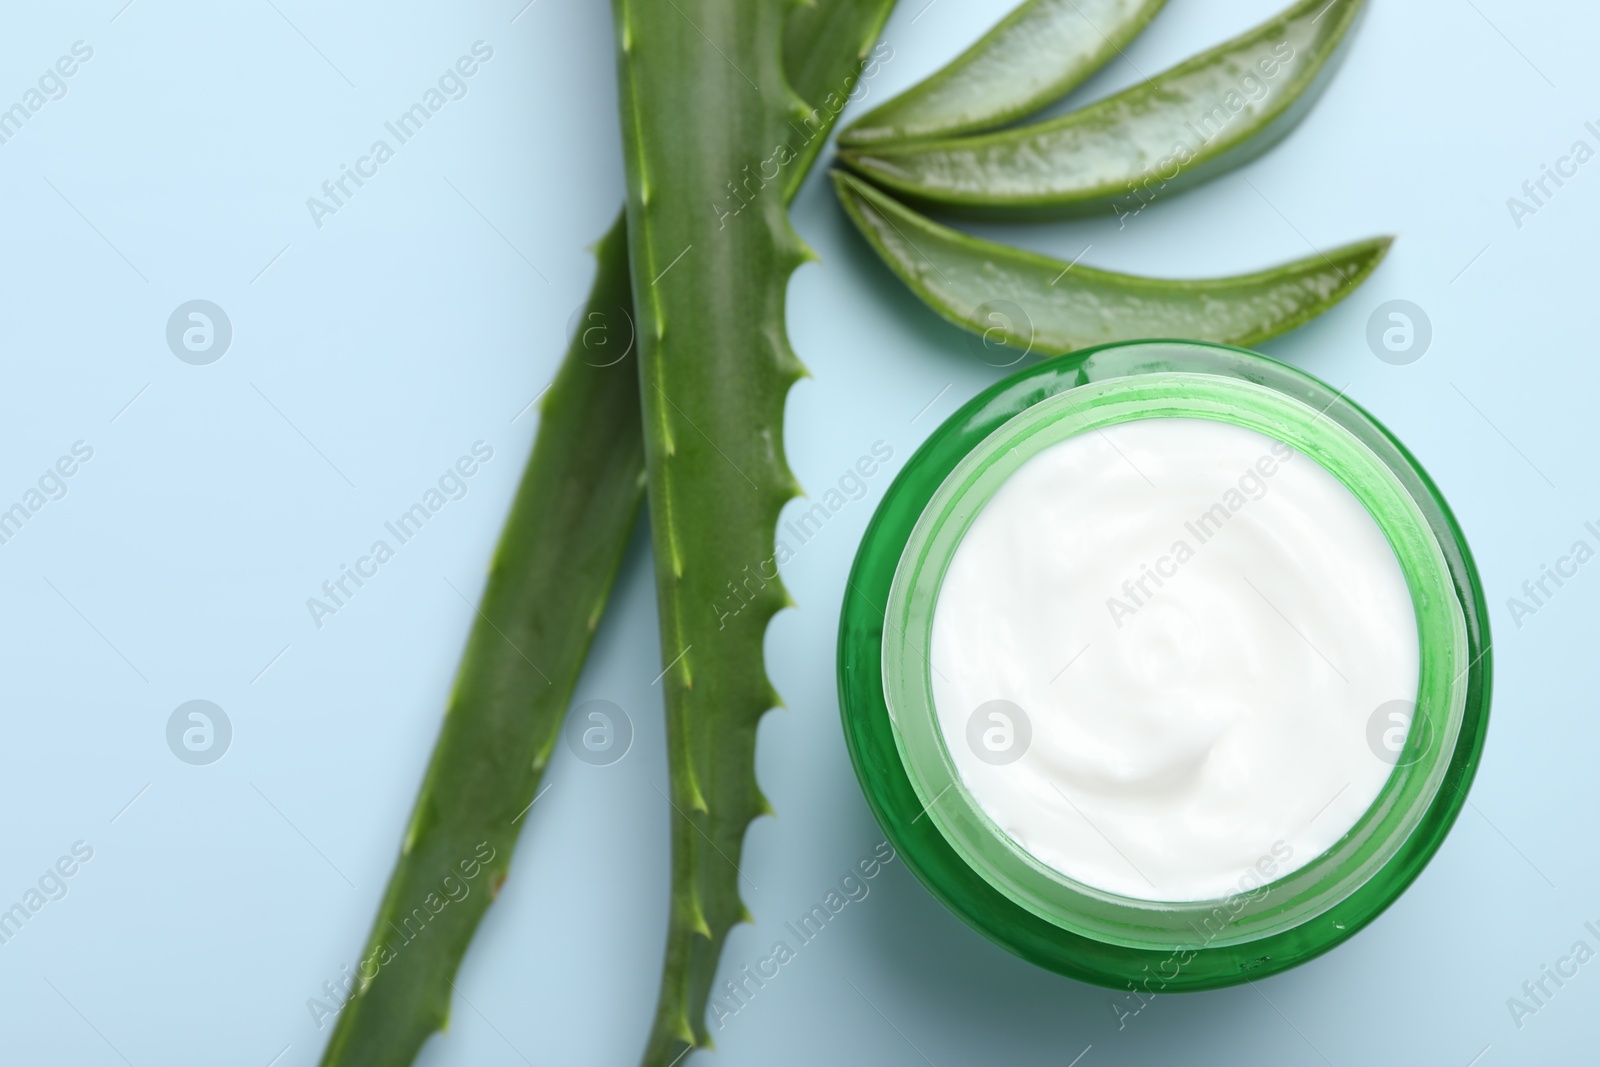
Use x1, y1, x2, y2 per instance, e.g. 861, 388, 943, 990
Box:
317, 1, 895, 1063
611, 0, 893, 1057
833, 169, 1390, 353
840, 0, 1364, 218
840, 0, 1167, 147
317, 215, 644, 1067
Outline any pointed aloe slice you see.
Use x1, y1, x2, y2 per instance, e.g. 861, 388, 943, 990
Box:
840, 0, 1167, 147
840, 0, 1365, 218
833, 170, 1389, 352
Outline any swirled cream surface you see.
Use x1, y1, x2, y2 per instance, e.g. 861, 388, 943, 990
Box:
929, 417, 1418, 902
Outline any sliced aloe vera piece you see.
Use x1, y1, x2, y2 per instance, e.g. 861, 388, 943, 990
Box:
841, 0, 1167, 147
833, 169, 1390, 353
840, 0, 1365, 219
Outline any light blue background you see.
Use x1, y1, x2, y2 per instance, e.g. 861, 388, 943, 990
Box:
0, 1, 1590, 1064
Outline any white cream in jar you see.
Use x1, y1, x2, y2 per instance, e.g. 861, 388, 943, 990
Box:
929, 416, 1419, 902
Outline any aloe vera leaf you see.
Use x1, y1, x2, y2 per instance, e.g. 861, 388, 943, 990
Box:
613, 0, 899, 1056
317, 215, 644, 1067
316, 5, 892, 1062
833, 169, 1390, 352
316, 4, 896, 1062
615, 8, 798, 1052
839, 0, 1365, 219
840, 0, 1167, 147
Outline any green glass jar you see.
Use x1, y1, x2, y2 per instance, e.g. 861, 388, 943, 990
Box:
837, 339, 1490, 990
